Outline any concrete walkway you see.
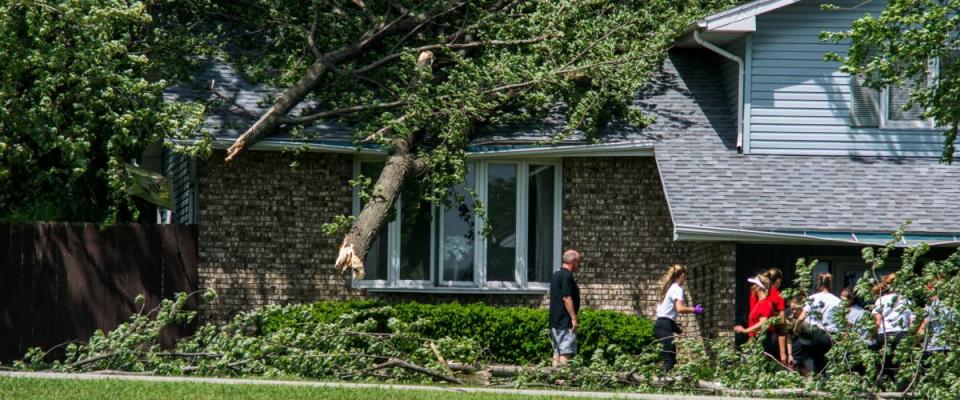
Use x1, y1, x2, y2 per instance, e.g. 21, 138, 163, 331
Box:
0, 371, 771, 400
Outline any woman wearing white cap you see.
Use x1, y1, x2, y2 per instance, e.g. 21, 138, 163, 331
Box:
734, 274, 778, 358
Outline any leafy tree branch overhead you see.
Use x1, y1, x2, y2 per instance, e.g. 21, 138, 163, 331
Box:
824, 0, 960, 162
211, 0, 737, 278
0, 0, 208, 223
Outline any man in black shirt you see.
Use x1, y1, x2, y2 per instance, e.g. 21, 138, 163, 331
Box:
549, 249, 582, 366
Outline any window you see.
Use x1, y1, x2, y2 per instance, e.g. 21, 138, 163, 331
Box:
808, 259, 896, 294
352, 159, 562, 292
850, 55, 941, 129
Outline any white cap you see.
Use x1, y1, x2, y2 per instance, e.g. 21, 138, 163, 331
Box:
747, 276, 766, 290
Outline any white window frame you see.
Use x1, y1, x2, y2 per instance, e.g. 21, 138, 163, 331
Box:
351, 158, 562, 293
351, 157, 435, 289
879, 87, 935, 129
436, 162, 480, 288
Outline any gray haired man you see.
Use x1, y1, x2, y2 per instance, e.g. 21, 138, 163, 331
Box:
549, 249, 582, 366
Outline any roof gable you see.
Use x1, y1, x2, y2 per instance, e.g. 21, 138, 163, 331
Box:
692, 0, 803, 33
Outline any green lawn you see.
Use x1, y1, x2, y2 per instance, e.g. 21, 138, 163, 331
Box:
0, 377, 576, 400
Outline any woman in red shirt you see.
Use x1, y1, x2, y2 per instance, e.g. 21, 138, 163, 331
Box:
748, 268, 786, 364
735, 274, 779, 359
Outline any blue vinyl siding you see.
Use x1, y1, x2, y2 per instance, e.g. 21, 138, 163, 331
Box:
748, 0, 945, 157
720, 37, 746, 118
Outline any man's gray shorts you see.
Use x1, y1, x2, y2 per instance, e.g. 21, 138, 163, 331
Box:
549, 328, 578, 356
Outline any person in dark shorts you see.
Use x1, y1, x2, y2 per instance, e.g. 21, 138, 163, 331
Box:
549, 249, 582, 366
653, 264, 703, 372
792, 273, 841, 375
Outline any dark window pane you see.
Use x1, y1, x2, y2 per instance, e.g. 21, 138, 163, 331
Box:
888, 80, 925, 121
441, 166, 475, 282
486, 164, 517, 282
527, 165, 555, 283
360, 162, 388, 280
399, 178, 431, 281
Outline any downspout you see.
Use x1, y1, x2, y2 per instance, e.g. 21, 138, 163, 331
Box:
693, 29, 744, 152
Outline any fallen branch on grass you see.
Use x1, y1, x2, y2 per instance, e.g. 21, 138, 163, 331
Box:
87, 370, 156, 376
372, 358, 464, 385
71, 352, 119, 369
695, 380, 832, 398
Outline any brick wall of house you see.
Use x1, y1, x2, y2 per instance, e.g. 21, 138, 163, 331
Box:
198, 150, 359, 322
197, 152, 736, 339
560, 158, 735, 339
686, 242, 737, 339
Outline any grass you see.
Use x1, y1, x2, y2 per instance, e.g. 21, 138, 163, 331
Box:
0, 376, 579, 400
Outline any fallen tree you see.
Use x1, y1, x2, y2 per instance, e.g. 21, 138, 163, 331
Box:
186, 0, 737, 278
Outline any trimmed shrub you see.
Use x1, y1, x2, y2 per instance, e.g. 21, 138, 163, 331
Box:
258, 301, 653, 364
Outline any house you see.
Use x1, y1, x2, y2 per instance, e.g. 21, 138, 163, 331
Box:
165, 0, 960, 339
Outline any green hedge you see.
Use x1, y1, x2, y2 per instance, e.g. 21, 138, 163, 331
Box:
257, 301, 653, 364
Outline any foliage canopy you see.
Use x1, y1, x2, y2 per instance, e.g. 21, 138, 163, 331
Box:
824, 0, 960, 162
0, 0, 208, 223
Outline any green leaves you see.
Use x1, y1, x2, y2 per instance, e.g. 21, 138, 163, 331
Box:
208, 0, 737, 209
258, 300, 654, 365
0, 0, 207, 223
830, 0, 960, 162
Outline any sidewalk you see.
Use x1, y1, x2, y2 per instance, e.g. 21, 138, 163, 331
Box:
0, 371, 771, 400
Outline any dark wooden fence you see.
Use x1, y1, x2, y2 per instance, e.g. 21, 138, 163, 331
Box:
0, 223, 198, 362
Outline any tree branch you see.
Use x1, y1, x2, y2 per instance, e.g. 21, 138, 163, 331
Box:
307, 7, 321, 60
484, 57, 637, 95
372, 358, 464, 384
350, 35, 550, 75
71, 352, 118, 369
562, 23, 637, 69
224, 6, 447, 162
209, 79, 258, 119
278, 99, 405, 125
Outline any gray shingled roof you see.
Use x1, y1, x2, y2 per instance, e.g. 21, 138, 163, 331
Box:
164, 60, 352, 143
165, 59, 661, 148
648, 49, 960, 236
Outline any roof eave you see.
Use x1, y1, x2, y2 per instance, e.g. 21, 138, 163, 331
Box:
166, 137, 386, 155
465, 142, 654, 159
681, 0, 805, 36
674, 224, 960, 247
167, 138, 654, 158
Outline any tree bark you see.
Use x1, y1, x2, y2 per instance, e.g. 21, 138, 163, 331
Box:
335, 137, 420, 278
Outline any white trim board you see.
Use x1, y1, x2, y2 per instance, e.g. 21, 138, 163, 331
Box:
688, 0, 804, 33
167, 138, 654, 158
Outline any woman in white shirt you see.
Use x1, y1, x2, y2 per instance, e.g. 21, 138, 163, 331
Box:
653, 264, 703, 373
792, 273, 841, 375
870, 273, 914, 383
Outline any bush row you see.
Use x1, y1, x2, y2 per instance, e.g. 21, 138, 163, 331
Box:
257, 300, 653, 364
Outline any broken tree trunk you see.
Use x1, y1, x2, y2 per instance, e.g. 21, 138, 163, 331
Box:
335, 137, 421, 278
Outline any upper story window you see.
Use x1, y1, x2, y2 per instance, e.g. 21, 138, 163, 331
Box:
849, 53, 959, 129
352, 158, 562, 292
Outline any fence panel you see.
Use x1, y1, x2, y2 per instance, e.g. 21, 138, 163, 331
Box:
0, 223, 198, 362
